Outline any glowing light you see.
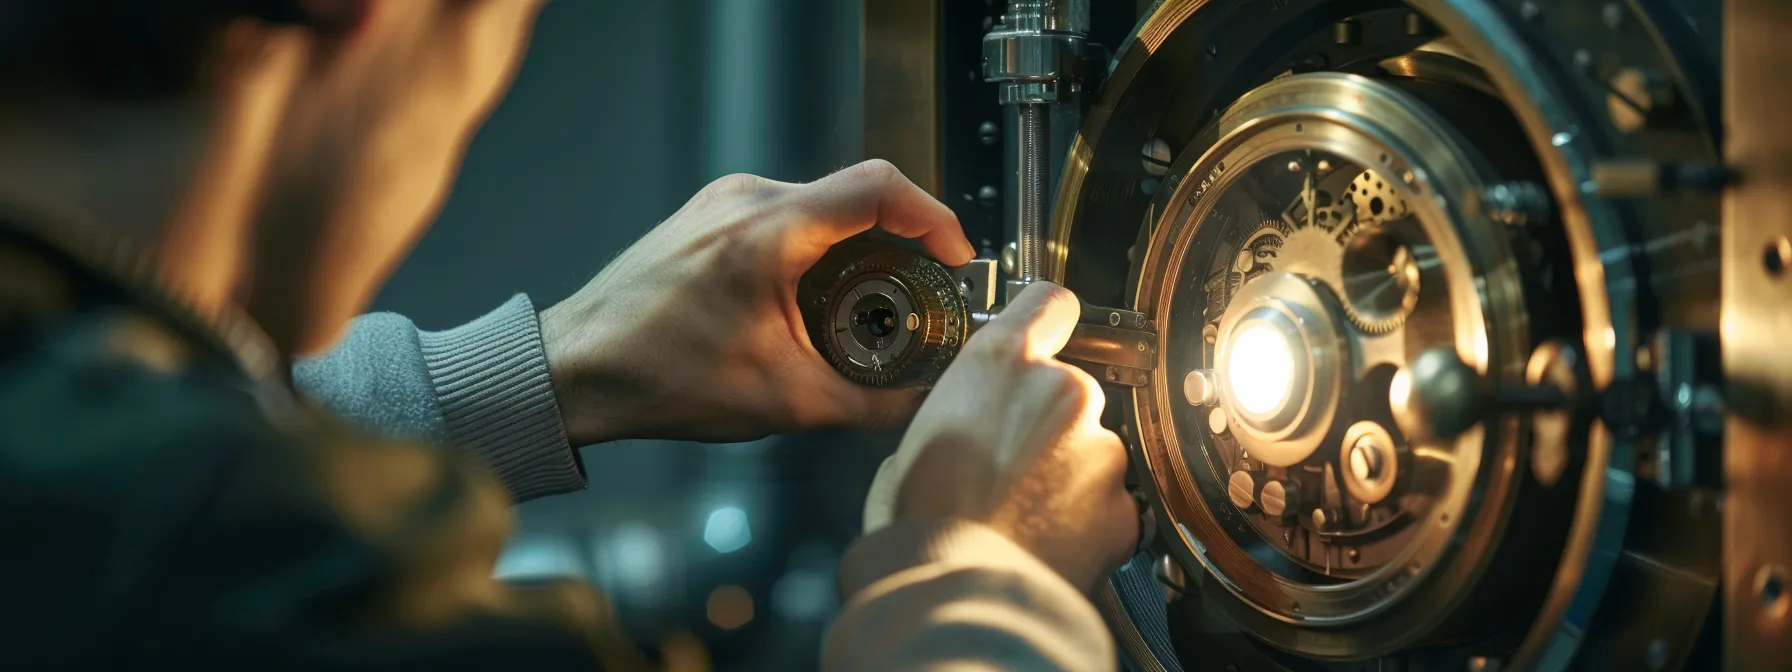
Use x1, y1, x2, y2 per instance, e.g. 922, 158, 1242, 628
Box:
493, 536, 583, 580
772, 570, 838, 620
608, 522, 665, 591
1226, 325, 1295, 414
704, 507, 752, 554
707, 585, 755, 630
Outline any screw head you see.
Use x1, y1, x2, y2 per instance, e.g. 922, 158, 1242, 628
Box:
1260, 481, 1288, 516
1141, 138, 1172, 176
1228, 471, 1257, 510
1349, 437, 1385, 482
1183, 370, 1217, 406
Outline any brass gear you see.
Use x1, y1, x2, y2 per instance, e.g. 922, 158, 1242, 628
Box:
1343, 169, 1410, 229
1337, 222, 1421, 335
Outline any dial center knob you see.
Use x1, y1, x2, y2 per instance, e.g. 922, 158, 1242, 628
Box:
1213, 271, 1346, 466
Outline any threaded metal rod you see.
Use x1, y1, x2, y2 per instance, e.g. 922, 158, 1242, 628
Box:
1015, 103, 1050, 283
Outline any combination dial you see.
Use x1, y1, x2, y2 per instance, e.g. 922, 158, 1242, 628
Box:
798, 239, 969, 388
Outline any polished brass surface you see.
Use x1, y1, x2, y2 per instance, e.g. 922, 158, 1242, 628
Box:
1049, 1, 1720, 668
862, 0, 941, 197
1724, 0, 1792, 668
1128, 72, 1534, 657
856, 0, 1734, 667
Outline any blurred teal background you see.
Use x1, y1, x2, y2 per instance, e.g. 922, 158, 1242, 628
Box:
372, 1, 879, 669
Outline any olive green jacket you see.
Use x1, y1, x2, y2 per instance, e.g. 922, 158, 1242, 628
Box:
0, 217, 649, 669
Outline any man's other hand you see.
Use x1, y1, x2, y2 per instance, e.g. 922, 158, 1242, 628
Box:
862, 282, 1138, 593
539, 160, 973, 445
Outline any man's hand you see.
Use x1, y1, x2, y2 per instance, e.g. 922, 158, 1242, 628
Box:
862, 282, 1138, 593
539, 160, 974, 445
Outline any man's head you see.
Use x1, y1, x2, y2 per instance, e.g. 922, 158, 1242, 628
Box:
0, 0, 547, 354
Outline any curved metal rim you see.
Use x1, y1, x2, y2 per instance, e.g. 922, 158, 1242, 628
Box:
1130, 71, 1528, 653
1059, 0, 1644, 667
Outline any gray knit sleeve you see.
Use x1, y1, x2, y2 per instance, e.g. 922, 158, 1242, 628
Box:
292, 294, 586, 502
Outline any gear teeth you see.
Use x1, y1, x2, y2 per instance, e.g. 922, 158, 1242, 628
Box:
801, 241, 968, 388
1344, 302, 1406, 335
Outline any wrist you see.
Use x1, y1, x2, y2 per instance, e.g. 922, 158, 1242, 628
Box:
538, 296, 647, 446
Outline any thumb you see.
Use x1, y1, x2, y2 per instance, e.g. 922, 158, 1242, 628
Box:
978, 282, 1081, 360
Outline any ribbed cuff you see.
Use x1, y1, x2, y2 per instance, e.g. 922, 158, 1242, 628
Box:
419, 294, 585, 502
838, 519, 1076, 599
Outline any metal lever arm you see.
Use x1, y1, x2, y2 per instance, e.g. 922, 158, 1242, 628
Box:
965, 299, 1158, 386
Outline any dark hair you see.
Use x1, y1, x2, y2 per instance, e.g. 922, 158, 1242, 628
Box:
0, 1, 307, 101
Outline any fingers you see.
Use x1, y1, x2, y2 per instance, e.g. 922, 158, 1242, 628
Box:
976, 282, 1082, 361
797, 159, 975, 265
862, 456, 904, 533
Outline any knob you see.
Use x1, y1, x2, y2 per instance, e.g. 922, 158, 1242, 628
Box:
799, 240, 969, 388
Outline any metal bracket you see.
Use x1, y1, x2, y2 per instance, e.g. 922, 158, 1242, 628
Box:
1066, 302, 1156, 387
1648, 330, 1724, 490
1724, 0, 1792, 668
949, 259, 1001, 313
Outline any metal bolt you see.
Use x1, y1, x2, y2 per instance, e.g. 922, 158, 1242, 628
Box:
1317, 159, 1331, 173
1106, 367, 1119, 382
1141, 138, 1172, 176
1347, 547, 1361, 562
1334, 20, 1361, 45
1228, 471, 1257, 510
1209, 407, 1229, 435
1349, 436, 1385, 482
1136, 341, 1148, 353
1184, 369, 1217, 406
1311, 509, 1329, 528
1286, 160, 1302, 173
1000, 240, 1018, 274
977, 121, 1000, 146
1260, 481, 1289, 517
1203, 324, 1219, 344
1108, 311, 1122, 326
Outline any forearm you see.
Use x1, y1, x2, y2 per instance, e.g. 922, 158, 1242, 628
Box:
292, 294, 585, 502
823, 520, 1117, 671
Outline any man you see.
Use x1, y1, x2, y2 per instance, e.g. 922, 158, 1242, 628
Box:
0, 1, 1136, 669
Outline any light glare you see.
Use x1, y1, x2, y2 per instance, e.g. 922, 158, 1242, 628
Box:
1227, 326, 1296, 414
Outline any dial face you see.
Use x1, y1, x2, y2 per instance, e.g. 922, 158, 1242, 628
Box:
1165, 148, 1432, 581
